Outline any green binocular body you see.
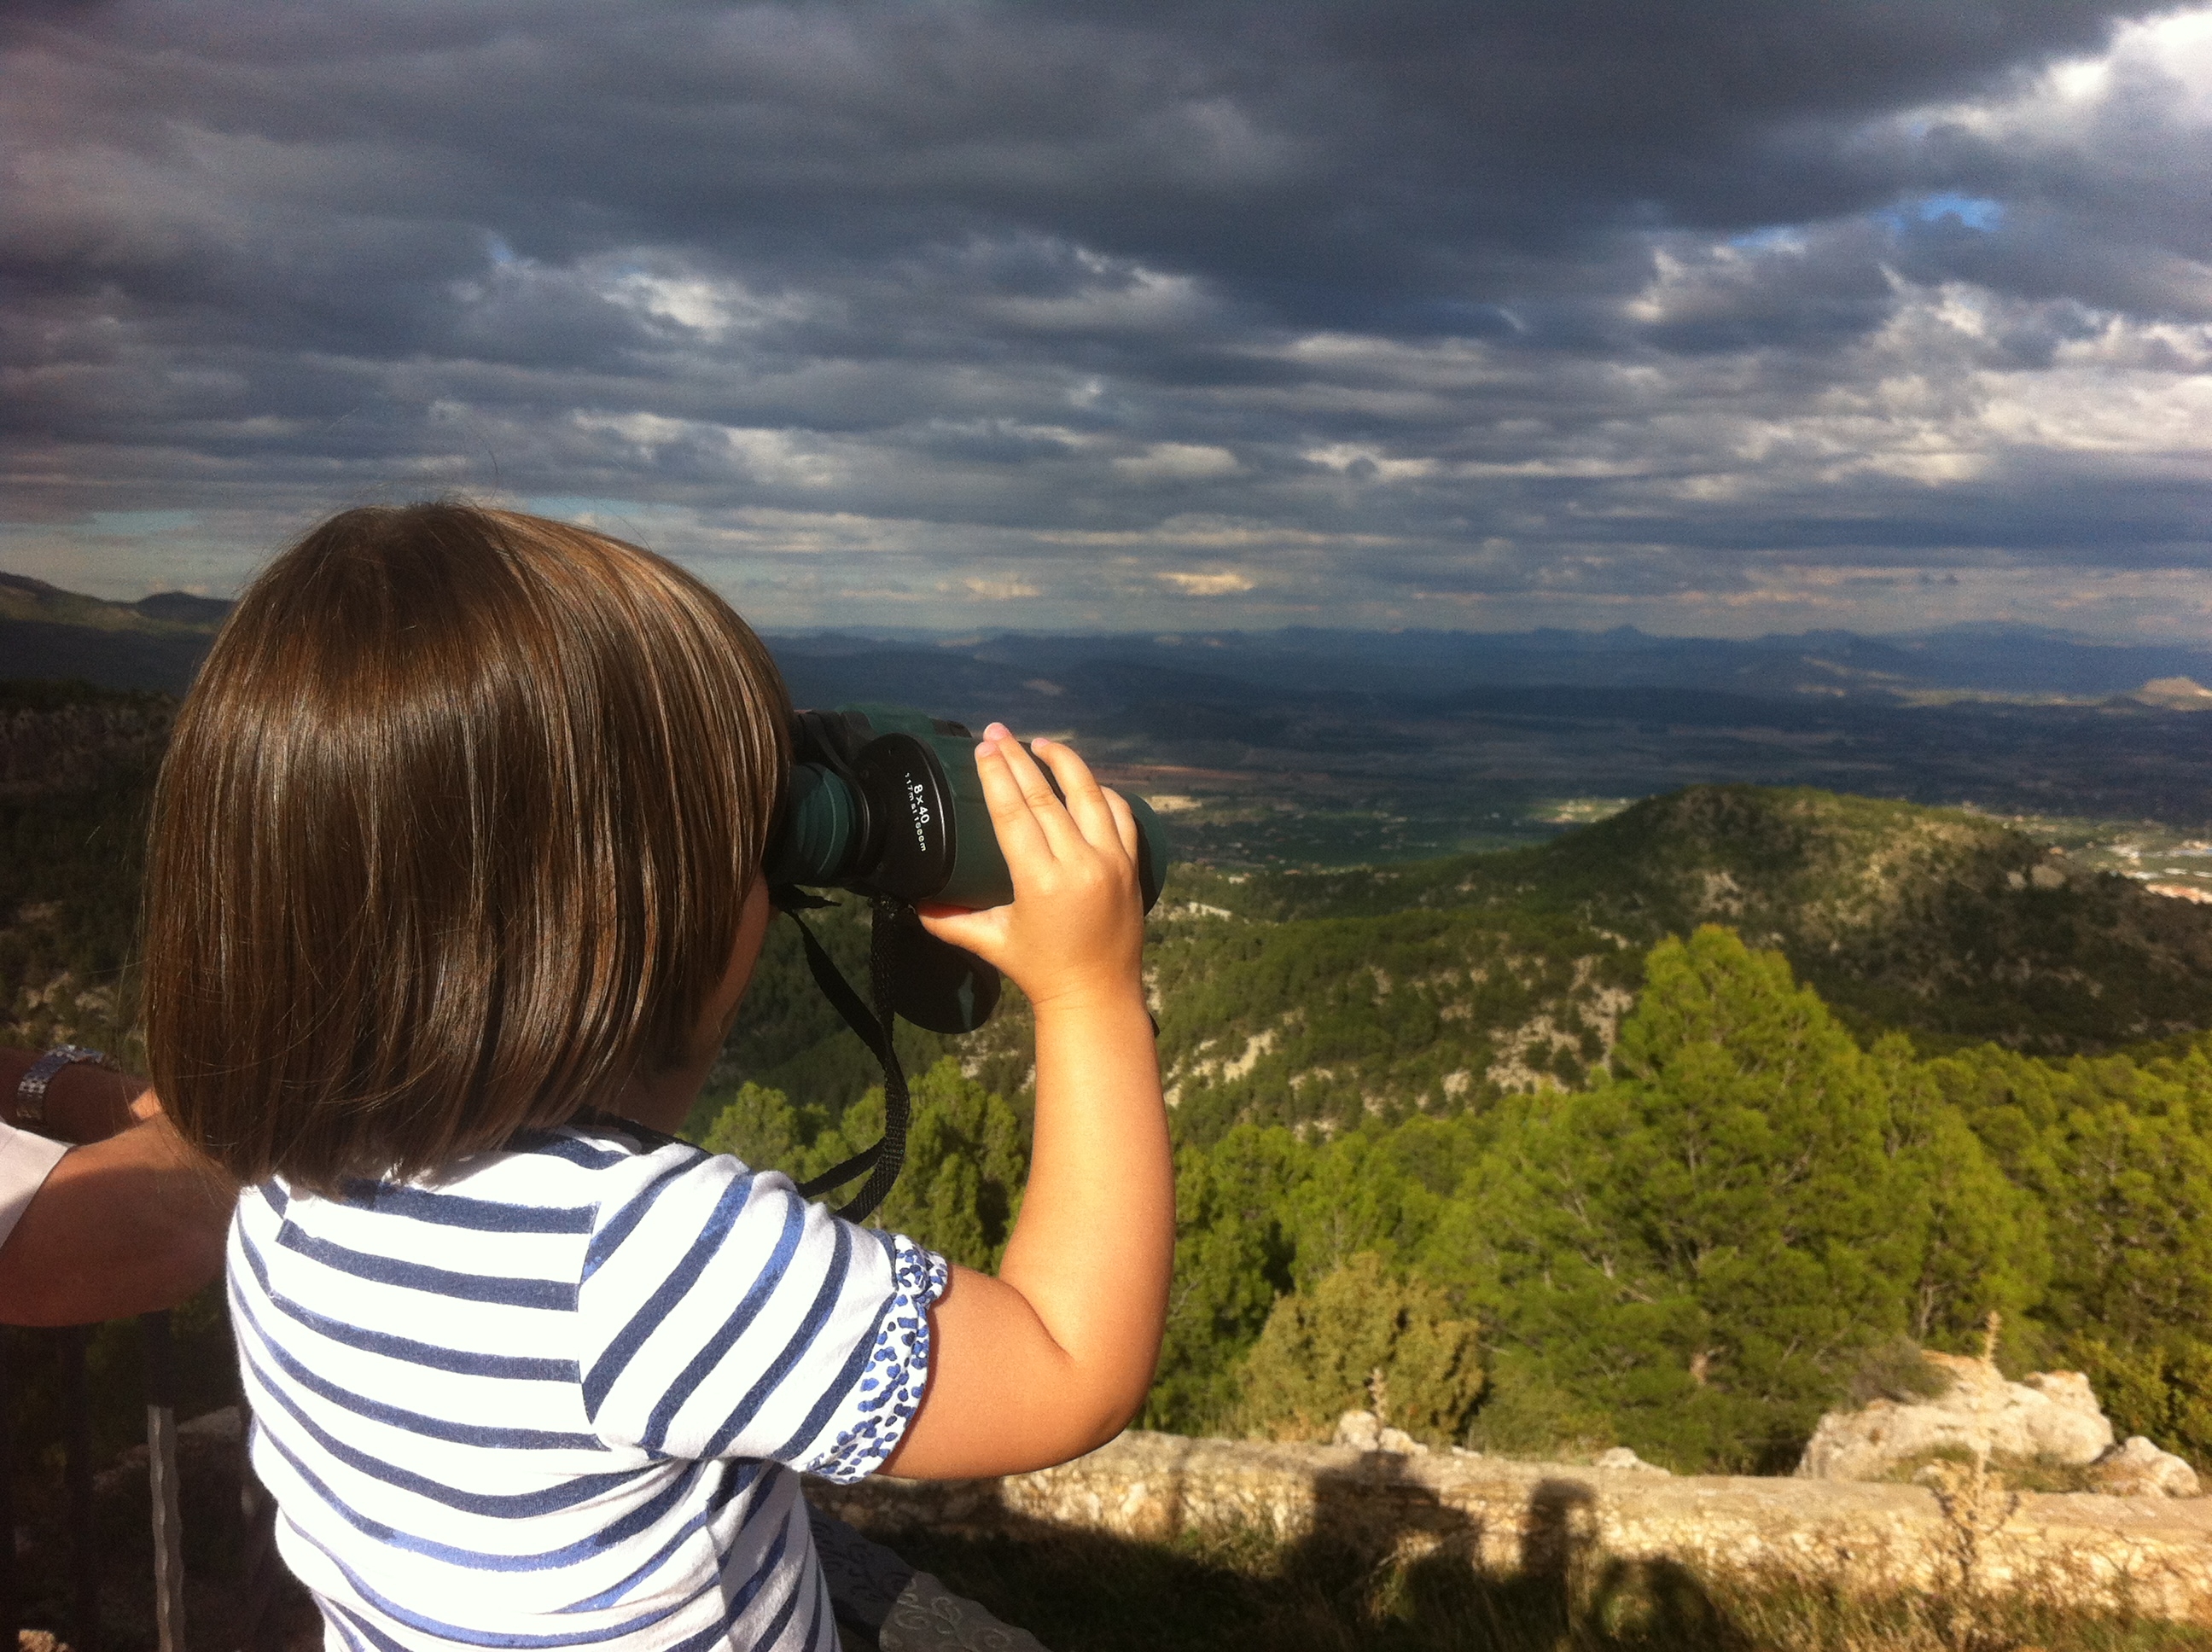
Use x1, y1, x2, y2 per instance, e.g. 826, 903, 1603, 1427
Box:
765, 704, 1168, 914
762, 705, 1169, 1037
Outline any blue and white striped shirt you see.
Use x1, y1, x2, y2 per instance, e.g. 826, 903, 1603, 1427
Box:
229, 1113, 948, 1652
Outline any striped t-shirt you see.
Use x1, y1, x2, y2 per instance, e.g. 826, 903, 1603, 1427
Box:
228, 1112, 948, 1652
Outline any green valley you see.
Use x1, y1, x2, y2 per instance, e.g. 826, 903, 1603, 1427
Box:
8, 678, 2212, 1484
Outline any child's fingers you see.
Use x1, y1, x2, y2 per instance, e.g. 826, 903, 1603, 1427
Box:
1104, 787, 1141, 864
989, 727, 1083, 856
973, 735, 1054, 868
1029, 736, 1127, 859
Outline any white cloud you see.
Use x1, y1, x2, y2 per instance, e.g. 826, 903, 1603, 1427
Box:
1301, 444, 1437, 481
597, 265, 817, 340
1155, 568, 1255, 595
569, 413, 844, 486
985, 256, 1215, 334
1113, 444, 1241, 482
961, 574, 1043, 599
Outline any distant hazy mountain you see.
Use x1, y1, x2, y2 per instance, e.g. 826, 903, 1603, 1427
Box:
0, 572, 231, 693
9, 565, 2211, 701
774, 621, 2212, 702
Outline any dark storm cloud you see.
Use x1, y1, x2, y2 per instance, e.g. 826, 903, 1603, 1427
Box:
5, 0, 2211, 635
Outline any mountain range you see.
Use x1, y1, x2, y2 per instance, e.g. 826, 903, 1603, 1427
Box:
9, 568, 2211, 860
9, 565, 2212, 703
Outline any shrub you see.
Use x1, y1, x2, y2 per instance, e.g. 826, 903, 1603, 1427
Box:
2066, 1335, 2212, 1469
1847, 1337, 1956, 1409
1235, 1253, 1482, 1445
1461, 1348, 1615, 1461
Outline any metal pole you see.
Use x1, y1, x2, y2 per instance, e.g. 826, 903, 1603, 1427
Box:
0, 1327, 17, 1652
61, 1325, 98, 1652
143, 1311, 186, 1652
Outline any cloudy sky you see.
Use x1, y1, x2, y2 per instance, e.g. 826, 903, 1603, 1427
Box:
7, 1, 2212, 637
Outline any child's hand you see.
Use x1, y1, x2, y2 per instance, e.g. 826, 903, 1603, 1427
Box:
916, 724, 1144, 1012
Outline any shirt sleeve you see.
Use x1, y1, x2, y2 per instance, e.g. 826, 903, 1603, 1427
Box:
0, 1121, 68, 1253
574, 1143, 949, 1483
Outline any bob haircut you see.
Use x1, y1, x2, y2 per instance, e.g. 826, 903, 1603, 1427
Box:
145, 503, 789, 1193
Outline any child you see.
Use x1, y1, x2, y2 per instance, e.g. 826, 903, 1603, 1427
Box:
144, 503, 1172, 1651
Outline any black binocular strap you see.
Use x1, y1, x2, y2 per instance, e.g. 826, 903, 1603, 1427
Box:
786, 899, 910, 1224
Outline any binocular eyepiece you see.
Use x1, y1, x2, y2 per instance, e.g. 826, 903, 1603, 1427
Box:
763, 705, 1170, 1035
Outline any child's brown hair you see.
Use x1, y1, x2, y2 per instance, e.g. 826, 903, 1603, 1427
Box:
145, 503, 789, 1192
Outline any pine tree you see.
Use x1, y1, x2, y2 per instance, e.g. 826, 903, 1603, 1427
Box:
2039, 1098, 2212, 1348
1452, 928, 1950, 1469
1871, 1035, 2049, 1348
1144, 1124, 1305, 1435
800, 1059, 1029, 1273
696, 1080, 808, 1174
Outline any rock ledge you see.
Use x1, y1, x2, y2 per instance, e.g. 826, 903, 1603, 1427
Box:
812, 1429, 2212, 1624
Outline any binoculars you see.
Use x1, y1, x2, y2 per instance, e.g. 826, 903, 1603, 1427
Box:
764, 705, 1170, 1034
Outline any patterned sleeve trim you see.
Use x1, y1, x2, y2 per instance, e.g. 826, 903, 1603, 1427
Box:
806, 1234, 951, 1484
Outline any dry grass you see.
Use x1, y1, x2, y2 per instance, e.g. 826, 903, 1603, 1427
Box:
1880, 1447, 2105, 1496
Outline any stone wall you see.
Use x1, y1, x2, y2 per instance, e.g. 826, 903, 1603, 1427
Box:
810, 1431, 2212, 1624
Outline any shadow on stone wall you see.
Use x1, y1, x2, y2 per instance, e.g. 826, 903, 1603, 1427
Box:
818, 1429, 2212, 1636
836, 1455, 1755, 1650
1286, 1458, 1745, 1649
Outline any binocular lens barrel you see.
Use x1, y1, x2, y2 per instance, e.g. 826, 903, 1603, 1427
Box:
767, 718, 1167, 912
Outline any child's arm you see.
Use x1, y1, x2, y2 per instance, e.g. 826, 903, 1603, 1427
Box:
881, 724, 1172, 1479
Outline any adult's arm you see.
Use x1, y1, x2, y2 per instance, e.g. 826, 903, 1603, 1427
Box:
0, 1044, 150, 1145
0, 1048, 235, 1325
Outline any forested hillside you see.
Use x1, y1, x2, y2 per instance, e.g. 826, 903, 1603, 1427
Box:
701, 938, 2212, 1478
696, 783, 2212, 1153
684, 783, 2212, 1477
8, 678, 2212, 1481
1182, 786, 2212, 1052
